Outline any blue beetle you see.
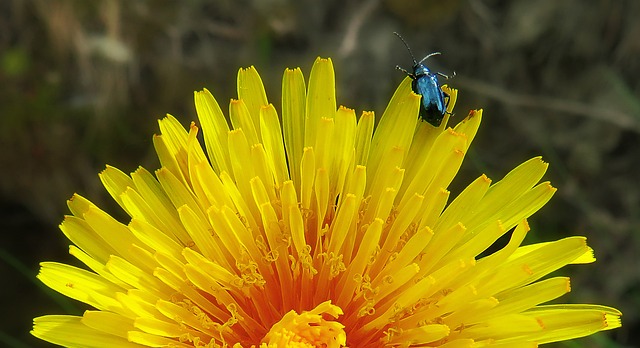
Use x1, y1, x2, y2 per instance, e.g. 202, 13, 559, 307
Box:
394, 32, 454, 127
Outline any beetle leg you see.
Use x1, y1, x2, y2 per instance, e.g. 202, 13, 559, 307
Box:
437, 71, 456, 79
442, 91, 454, 116
396, 66, 415, 79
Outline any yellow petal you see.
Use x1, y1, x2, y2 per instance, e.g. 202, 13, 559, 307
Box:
237, 65, 269, 131
32, 315, 142, 348
260, 103, 290, 186
368, 77, 420, 181
282, 67, 306, 192
194, 88, 231, 174
305, 57, 336, 148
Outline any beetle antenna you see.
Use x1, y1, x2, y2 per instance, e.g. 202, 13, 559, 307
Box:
418, 52, 441, 65
393, 32, 417, 65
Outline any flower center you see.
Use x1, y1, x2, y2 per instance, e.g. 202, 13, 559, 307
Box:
261, 301, 346, 347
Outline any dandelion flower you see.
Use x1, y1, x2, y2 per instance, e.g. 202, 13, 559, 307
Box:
33, 57, 621, 347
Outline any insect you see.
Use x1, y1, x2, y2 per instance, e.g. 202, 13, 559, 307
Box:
394, 32, 454, 127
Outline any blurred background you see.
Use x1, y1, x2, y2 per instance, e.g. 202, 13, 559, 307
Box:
1, 0, 638, 347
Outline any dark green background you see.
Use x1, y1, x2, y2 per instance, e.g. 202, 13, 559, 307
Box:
1, 1, 637, 347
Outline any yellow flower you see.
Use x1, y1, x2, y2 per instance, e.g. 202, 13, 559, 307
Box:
32, 57, 621, 347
